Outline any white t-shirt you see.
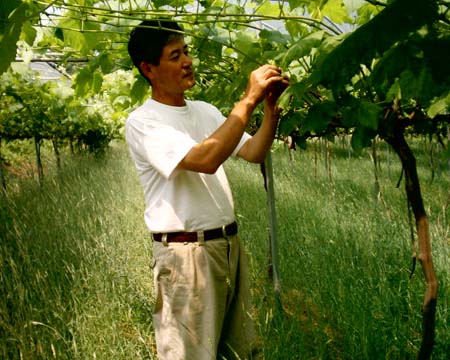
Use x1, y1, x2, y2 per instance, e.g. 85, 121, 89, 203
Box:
125, 98, 251, 233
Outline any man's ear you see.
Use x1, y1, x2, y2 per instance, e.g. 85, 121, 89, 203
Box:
140, 61, 153, 80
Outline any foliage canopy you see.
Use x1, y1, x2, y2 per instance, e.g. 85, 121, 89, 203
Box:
2, 0, 449, 150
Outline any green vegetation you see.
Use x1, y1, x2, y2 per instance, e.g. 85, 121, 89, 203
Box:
1, 141, 448, 359
231, 140, 450, 359
1, 1, 449, 356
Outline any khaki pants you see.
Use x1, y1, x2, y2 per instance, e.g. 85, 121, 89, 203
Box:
151, 235, 259, 360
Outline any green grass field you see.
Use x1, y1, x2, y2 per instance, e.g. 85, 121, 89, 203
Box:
1, 139, 449, 359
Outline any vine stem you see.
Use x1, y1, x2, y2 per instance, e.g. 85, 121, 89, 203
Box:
36, 0, 337, 34
386, 130, 438, 360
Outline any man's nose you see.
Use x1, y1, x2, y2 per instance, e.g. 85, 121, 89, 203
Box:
182, 53, 192, 67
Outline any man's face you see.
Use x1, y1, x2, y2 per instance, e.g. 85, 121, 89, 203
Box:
146, 37, 195, 101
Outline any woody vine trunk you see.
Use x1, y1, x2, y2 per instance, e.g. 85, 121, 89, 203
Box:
384, 130, 438, 360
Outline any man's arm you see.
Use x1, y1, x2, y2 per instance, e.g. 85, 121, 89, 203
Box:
236, 101, 280, 164
176, 64, 286, 174
237, 78, 289, 163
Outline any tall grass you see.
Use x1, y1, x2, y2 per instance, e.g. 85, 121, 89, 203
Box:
1, 139, 449, 359
1, 142, 155, 359
228, 140, 450, 359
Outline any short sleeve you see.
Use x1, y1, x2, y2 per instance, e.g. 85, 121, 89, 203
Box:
197, 101, 252, 157
232, 131, 252, 157
126, 116, 196, 180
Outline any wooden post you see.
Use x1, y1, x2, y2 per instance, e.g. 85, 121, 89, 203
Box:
264, 152, 282, 308
34, 137, 44, 185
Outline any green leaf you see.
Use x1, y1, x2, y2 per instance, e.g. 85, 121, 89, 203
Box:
74, 66, 93, 97
398, 70, 417, 101
98, 53, 114, 74
60, 17, 102, 55
196, 37, 223, 61
322, 0, 352, 24
310, 0, 438, 91
344, 99, 382, 130
351, 126, 376, 151
0, 1, 27, 75
88, 52, 115, 76
278, 111, 304, 135
356, 3, 380, 24
256, 0, 281, 16
259, 29, 290, 45
280, 31, 325, 68
370, 43, 410, 97
92, 71, 103, 94
422, 37, 450, 86
0, 0, 22, 33
288, 0, 309, 11
130, 75, 150, 104
285, 20, 309, 39
360, 102, 382, 130
152, 0, 192, 9
20, 21, 36, 46
427, 91, 450, 117
235, 31, 259, 58
294, 134, 308, 150
301, 101, 337, 135
386, 79, 401, 102
277, 81, 309, 110
54, 27, 64, 41
415, 66, 435, 106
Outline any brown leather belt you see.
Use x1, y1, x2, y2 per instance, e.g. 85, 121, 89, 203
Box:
152, 222, 238, 243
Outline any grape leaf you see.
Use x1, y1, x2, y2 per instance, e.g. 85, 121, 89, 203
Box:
310, 0, 438, 91
130, 75, 150, 105
60, 17, 102, 55
351, 125, 376, 151
301, 101, 337, 135
427, 91, 450, 118
280, 30, 325, 68
20, 21, 36, 46
322, 0, 352, 24
0, 1, 27, 75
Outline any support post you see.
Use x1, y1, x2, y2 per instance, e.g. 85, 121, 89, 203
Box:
264, 151, 282, 308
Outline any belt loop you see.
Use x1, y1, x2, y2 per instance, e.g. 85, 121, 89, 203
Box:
197, 231, 205, 246
162, 233, 168, 246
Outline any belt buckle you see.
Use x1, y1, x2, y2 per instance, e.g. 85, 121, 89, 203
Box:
222, 225, 228, 239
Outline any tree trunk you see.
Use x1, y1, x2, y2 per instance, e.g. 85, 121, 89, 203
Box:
314, 139, 318, 178
386, 142, 391, 178
69, 138, 75, 155
371, 139, 381, 200
385, 131, 438, 360
34, 136, 44, 185
427, 138, 435, 182
286, 136, 295, 162
326, 139, 332, 182
52, 138, 61, 170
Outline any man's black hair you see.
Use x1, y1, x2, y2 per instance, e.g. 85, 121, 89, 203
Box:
128, 19, 183, 82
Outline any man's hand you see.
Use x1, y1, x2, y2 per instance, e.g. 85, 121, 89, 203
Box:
243, 64, 287, 106
265, 73, 289, 109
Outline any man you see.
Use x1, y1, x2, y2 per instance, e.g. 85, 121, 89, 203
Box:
126, 19, 288, 360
